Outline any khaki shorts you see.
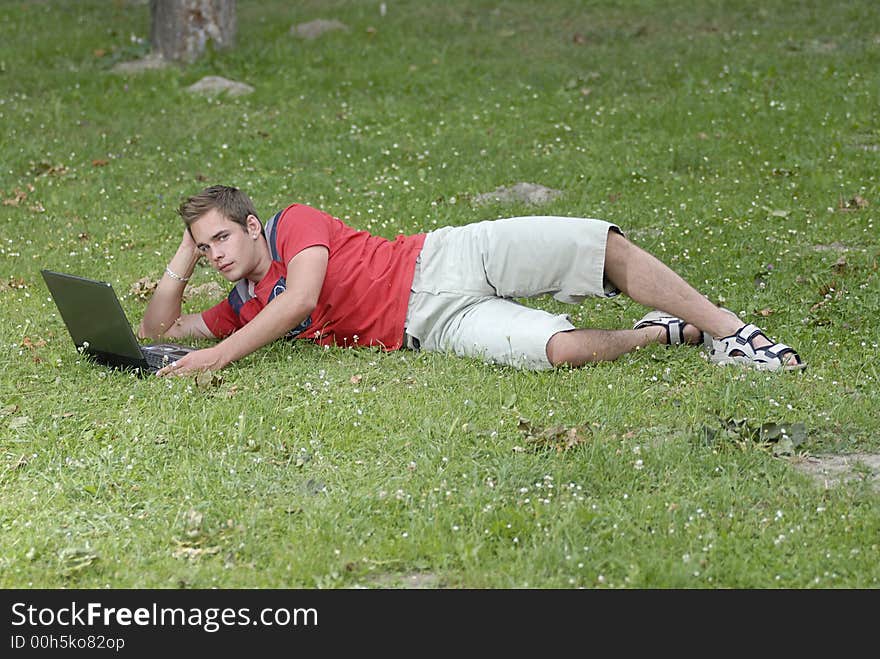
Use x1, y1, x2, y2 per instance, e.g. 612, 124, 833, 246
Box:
403, 216, 621, 370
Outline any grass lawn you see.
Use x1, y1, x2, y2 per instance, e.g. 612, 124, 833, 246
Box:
1, 0, 878, 589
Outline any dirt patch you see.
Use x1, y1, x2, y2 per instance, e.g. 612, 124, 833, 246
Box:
473, 182, 562, 206
185, 76, 254, 97
362, 571, 444, 589
810, 241, 852, 252
790, 453, 880, 492
290, 19, 349, 40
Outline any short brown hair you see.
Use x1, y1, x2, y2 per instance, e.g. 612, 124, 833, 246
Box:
177, 185, 258, 229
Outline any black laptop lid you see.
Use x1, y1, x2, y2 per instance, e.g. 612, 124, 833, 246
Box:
41, 270, 146, 364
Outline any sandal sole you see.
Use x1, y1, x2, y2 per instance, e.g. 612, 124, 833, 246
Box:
708, 354, 807, 372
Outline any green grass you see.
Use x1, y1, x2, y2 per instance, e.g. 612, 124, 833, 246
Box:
1, 0, 878, 588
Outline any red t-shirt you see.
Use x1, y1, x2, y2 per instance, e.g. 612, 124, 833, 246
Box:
201, 204, 426, 350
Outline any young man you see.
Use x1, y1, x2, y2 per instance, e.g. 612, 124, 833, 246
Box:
139, 185, 805, 376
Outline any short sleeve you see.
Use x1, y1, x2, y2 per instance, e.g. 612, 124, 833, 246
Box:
201, 299, 242, 338
272, 205, 334, 262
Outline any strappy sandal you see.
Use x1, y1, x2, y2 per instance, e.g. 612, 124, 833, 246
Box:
633, 310, 712, 348
708, 323, 806, 372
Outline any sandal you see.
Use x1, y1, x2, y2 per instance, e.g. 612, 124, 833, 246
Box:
633, 310, 712, 348
708, 324, 806, 372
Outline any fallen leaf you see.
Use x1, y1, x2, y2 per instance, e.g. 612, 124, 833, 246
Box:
517, 417, 590, 452
183, 281, 224, 300
93, 48, 107, 57
59, 548, 99, 575
129, 277, 158, 300
195, 370, 222, 390
294, 450, 312, 468
92, 159, 109, 167
838, 194, 868, 211
517, 417, 536, 434
350, 374, 363, 385
760, 422, 806, 447
21, 336, 47, 350
772, 437, 795, 456
184, 509, 204, 538
701, 416, 807, 453
756, 308, 774, 317
31, 162, 68, 177
1, 404, 19, 416
2, 189, 27, 206
171, 541, 220, 561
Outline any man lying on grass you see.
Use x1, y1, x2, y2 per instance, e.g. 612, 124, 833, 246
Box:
139, 184, 805, 376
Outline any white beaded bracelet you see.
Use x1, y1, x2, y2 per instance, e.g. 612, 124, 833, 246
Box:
165, 266, 190, 283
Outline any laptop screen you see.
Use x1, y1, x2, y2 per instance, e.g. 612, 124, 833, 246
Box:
41, 270, 146, 361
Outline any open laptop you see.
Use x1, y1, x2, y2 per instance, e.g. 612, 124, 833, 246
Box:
41, 270, 197, 374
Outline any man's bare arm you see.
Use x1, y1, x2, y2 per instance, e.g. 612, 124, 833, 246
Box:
139, 231, 214, 340
157, 245, 329, 375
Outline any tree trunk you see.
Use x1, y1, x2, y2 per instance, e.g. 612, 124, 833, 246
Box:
150, 0, 236, 63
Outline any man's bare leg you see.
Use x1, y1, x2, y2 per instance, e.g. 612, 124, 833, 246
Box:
546, 230, 796, 368
602, 230, 743, 338
546, 326, 672, 366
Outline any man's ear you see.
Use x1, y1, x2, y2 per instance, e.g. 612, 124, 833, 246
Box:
245, 214, 262, 238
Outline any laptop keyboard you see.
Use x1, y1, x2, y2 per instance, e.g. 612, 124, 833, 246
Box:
142, 350, 176, 370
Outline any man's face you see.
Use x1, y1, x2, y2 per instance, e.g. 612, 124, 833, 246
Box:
189, 209, 262, 281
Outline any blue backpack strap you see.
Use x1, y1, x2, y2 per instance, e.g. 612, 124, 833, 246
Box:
226, 279, 253, 316
264, 211, 283, 261
224, 210, 280, 319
